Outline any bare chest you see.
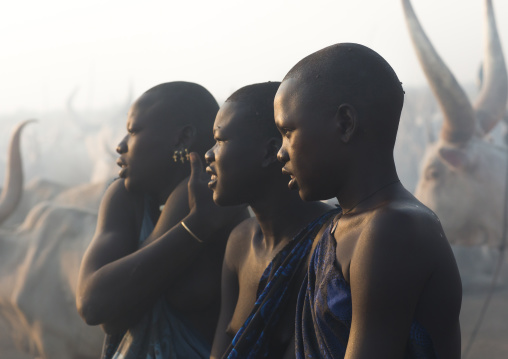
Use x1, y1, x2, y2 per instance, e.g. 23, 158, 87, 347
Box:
228, 254, 271, 334
227, 250, 297, 345
333, 218, 366, 283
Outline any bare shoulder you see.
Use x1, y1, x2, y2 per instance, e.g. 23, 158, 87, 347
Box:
224, 217, 258, 270
353, 195, 452, 285
348, 194, 461, 358
99, 178, 143, 217
368, 196, 446, 252
93, 179, 144, 238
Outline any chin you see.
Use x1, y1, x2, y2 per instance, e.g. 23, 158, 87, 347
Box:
122, 177, 133, 191
212, 191, 229, 207
123, 177, 144, 194
213, 190, 244, 207
298, 186, 333, 202
298, 190, 319, 202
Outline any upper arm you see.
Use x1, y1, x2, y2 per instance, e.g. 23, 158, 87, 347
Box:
142, 179, 190, 247
346, 211, 432, 359
77, 180, 141, 297
210, 220, 252, 359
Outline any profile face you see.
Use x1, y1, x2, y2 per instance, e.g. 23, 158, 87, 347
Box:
205, 101, 266, 206
116, 94, 179, 194
274, 78, 340, 201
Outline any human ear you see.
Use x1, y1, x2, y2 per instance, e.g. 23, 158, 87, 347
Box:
176, 125, 197, 149
335, 104, 357, 143
261, 137, 282, 167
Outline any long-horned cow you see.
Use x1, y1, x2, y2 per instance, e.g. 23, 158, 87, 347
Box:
403, 0, 507, 250
0, 122, 105, 358
403, 3, 508, 356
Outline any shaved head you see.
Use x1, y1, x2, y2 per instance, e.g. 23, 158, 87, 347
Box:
275, 43, 405, 200
284, 43, 404, 148
226, 81, 281, 140
140, 81, 219, 156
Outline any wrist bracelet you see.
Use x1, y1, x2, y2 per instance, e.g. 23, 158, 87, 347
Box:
181, 221, 203, 243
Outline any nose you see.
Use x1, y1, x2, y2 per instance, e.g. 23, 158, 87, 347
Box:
277, 143, 289, 164
205, 145, 216, 164
116, 135, 128, 154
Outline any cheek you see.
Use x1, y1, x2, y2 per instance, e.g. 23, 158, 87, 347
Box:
214, 146, 227, 175
215, 146, 241, 184
288, 138, 314, 171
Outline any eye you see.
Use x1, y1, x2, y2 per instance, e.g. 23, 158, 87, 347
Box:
280, 128, 292, 138
425, 166, 440, 180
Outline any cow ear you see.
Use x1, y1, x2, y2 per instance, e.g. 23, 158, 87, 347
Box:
438, 147, 469, 169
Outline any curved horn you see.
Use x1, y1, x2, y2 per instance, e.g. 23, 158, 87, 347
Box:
473, 0, 508, 135
402, 0, 476, 145
66, 86, 87, 131
0, 120, 36, 225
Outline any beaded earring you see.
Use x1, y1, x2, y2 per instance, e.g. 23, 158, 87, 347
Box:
173, 148, 190, 163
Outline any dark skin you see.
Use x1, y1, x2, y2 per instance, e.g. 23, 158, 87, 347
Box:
206, 101, 332, 359
275, 77, 462, 359
76, 91, 249, 344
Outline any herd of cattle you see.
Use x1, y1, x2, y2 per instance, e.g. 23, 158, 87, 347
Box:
1, 0, 507, 358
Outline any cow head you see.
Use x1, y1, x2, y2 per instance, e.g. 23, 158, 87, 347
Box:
403, 0, 508, 247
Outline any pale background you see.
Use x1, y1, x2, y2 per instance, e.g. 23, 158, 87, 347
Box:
1, 0, 507, 114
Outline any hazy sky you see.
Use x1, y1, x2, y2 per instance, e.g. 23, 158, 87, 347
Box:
1, 0, 507, 114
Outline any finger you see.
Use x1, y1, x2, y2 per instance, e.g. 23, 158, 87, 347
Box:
189, 152, 203, 180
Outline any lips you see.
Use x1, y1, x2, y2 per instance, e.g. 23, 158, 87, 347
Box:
288, 175, 298, 190
282, 167, 298, 190
206, 166, 217, 189
117, 158, 127, 178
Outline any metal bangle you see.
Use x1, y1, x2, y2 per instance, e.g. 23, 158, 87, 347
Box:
181, 221, 203, 243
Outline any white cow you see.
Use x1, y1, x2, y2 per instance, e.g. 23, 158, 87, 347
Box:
402, 0, 508, 289
402, 3, 508, 357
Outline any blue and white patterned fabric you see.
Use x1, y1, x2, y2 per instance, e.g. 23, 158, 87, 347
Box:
295, 212, 439, 359
222, 209, 339, 359
101, 196, 210, 359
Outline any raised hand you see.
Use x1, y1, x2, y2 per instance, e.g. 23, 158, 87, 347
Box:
187, 152, 247, 239
187, 152, 216, 215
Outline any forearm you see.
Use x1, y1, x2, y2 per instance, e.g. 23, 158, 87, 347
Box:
99, 295, 154, 335
79, 212, 211, 325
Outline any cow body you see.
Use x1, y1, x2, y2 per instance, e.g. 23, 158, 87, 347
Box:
0, 203, 103, 358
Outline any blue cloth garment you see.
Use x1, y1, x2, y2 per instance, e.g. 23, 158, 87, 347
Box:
222, 209, 339, 359
101, 196, 210, 359
295, 212, 439, 359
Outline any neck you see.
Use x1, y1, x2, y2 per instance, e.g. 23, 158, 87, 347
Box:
249, 182, 330, 249
336, 157, 400, 213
